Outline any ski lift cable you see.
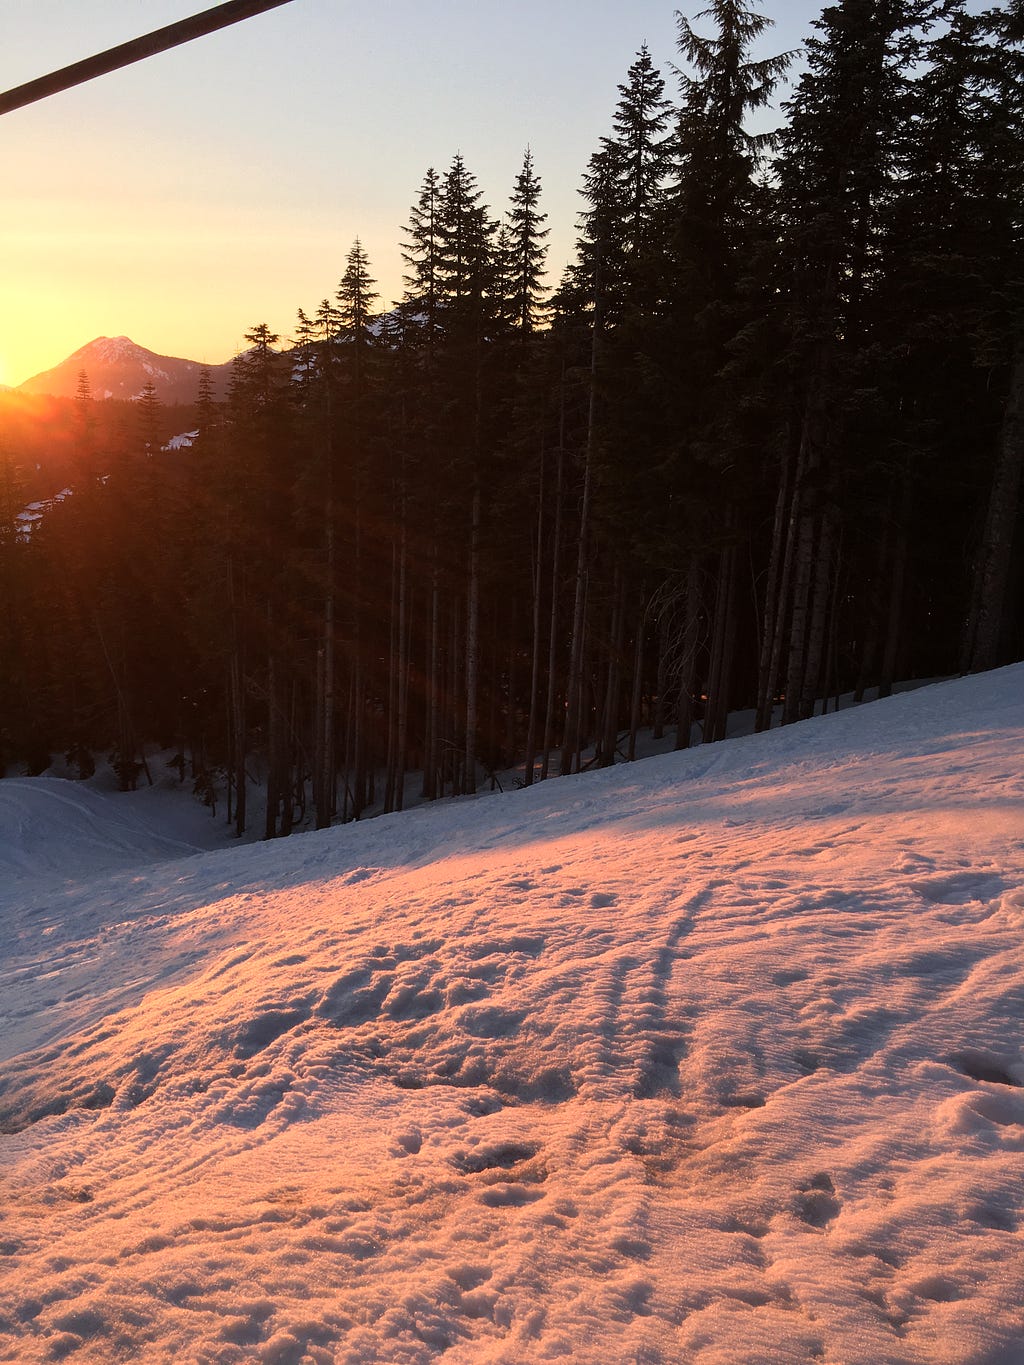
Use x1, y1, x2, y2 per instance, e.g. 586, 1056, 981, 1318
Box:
0, 0, 298, 117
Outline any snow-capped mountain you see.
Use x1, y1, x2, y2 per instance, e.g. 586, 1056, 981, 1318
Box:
16, 336, 233, 404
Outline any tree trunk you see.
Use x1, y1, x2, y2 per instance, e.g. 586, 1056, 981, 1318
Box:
447, 596, 462, 796
962, 337, 1024, 673
315, 423, 336, 829
523, 443, 546, 787
598, 564, 626, 766
627, 589, 646, 762
395, 503, 409, 813
464, 478, 481, 795
799, 504, 837, 720
784, 504, 818, 726
383, 537, 400, 815
705, 539, 738, 744
540, 438, 566, 782
755, 428, 797, 731
784, 365, 830, 725
560, 454, 592, 776
228, 561, 247, 836
423, 546, 441, 801
654, 610, 670, 741
264, 641, 279, 839
879, 521, 907, 700
821, 526, 844, 713
675, 558, 701, 750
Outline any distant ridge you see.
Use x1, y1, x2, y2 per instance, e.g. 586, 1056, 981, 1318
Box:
17, 336, 234, 404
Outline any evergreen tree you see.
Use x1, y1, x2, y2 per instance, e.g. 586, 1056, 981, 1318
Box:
335, 242, 382, 818
73, 370, 97, 484
224, 323, 297, 835
0, 450, 28, 772
767, 0, 941, 724
654, 2, 791, 744
505, 148, 549, 334
438, 153, 494, 319
137, 380, 163, 457
337, 238, 379, 342
953, 1, 1024, 672
435, 154, 499, 793
609, 44, 673, 262
401, 166, 443, 340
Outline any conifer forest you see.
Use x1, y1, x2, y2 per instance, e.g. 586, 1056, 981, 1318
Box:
1, 0, 1021, 837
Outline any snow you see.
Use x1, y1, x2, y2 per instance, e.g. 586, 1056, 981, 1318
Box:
0, 667, 1022, 1363
13, 488, 73, 541
72, 337, 142, 364
163, 430, 199, 452
141, 363, 171, 382
14, 427, 198, 537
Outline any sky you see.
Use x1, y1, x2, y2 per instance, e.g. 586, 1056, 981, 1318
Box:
0, 0, 824, 389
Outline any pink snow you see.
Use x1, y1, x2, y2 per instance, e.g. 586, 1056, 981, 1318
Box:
0, 666, 1022, 1363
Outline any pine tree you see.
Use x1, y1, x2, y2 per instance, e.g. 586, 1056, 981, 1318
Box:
0, 449, 28, 773
436, 154, 498, 793
657, 1, 791, 743
555, 46, 674, 773
73, 370, 97, 484
767, 0, 940, 724
587, 46, 671, 764
293, 300, 342, 828
502, 150, 551, 782
506, 148, 549, 334
337, 238, 379, 342
400, 170, 449, 799
401, 166, 443, 342
137, 381, 162, 455
331, 242, 383, 817
953, 1, 1024, 672
438, 153, 494, 321
609, 44, 672, 262
225, 323, 297, 835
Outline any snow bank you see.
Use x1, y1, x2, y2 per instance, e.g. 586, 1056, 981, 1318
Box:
0, 667, 1022, 1363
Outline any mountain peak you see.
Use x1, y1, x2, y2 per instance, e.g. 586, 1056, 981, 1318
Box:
73, 336, 158, 364
18, 337, 232, 403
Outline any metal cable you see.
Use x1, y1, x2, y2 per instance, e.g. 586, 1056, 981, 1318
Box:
0, 0, 298, 117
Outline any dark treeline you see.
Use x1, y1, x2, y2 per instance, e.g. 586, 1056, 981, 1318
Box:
1, 0, 1021, 833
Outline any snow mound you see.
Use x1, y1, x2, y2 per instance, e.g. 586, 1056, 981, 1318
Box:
0, 666, 1022, 1363
0, 775, 207, 884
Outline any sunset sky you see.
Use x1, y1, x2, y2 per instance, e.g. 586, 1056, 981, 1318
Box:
1, 0, 822, 390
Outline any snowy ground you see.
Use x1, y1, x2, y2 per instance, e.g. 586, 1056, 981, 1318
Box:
0, 667, 1022, 1364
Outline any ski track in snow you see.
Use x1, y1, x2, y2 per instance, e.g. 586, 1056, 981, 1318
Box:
0, 668, 1022, 1363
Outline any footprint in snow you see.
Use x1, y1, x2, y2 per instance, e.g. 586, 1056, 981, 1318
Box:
912, 872, 1005, 905
454, 1141, 539, 1174
341, 866, 380, 885
950, 1050, 1022, 1088
795, 1172, 841, 1228
391, 1127, 422, 1157
479, 1184, 545, 1207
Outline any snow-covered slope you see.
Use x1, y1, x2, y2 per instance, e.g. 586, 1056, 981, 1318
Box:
0, 774, 220, 887
1, 668, 1022, 1364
